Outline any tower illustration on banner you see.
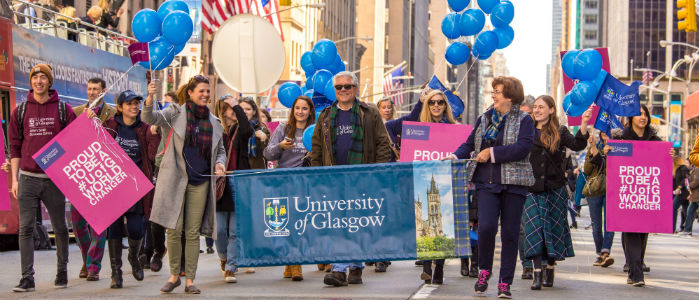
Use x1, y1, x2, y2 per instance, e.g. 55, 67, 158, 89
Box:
415, 174, 444, 238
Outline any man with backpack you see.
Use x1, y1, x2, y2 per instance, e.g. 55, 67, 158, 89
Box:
9, 64, 77, 292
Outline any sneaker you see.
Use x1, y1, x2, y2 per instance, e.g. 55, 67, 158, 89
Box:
600, 255, 615, 268
642, 264, 650, 272
627, 277, 633, 284
497, 282, 512, 299
679, 231, 692, 237
224, 270, 237, 283
323, 271, 348, 287
206, 247, 215, 254
375, 262, 387, 273
12, 277, 35, 292
54, 271, 68, 289
474, 270, 491, 294
592, 256, 604, 266
633, 280, 645, 287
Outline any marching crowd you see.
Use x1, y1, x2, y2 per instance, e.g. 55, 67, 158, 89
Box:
6, 63, 699, 298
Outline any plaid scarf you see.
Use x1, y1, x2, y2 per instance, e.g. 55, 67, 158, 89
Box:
185, 101, 213, 160
330, 99, 364, 165
483, 109, 507, 142
248, 120, 258, 158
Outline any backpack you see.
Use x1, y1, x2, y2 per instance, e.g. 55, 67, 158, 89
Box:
33, 222, 53, 250
17, 100, 68, 140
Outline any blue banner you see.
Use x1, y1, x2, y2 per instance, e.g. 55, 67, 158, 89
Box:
428, 75, 464, 118
232, 161, 470, 267
594, 73, 641, 117
594, 108, 624, 137
12, 25, 147, 107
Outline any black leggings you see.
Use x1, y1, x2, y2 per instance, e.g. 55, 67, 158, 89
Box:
532, 255, 555, 269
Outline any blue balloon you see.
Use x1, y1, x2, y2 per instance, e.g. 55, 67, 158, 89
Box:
301, 86, 308, 94
324, 79, 337, 101
570, 81, 598, 106
174, 43, 186, 54
474, 31, 498, 57
329, 55, 345, 74
278, 82, 303, 108
445, 42, 470, 65
448, 0, 471, 12
303, 124, 316, 151
562, 93, 589, 117
157, 0, 189, 21
312, 70, 333, 94
574, 49, 603, 81
300, 52, 316, 75
162, 11, 193, 46
561, 50, 579, 79
311, 39, 337, 69
591, 69, 608, 91
441, 13, 462, 39
490, 1, 514, 28
305, 77, 313, 89
139, 37, 175, 70
132, 9, 162, 43
304, 89, 315, 99
459, 9, 485, 36
477, 0, 499, 14
493, 25, 514, 49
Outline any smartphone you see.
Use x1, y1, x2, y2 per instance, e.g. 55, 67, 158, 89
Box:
284, 137, 293, 142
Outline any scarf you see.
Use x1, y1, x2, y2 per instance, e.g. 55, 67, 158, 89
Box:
330, 99, 364, 165
483, 109, 507, 142
248, 120, 258, 158
185, 101, 213, 160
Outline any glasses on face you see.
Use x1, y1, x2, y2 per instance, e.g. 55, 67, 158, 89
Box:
428, 100, 446, 106
334, 84, 355, 91
491, 90, 502, 96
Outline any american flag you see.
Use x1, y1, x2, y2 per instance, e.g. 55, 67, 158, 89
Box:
642, 70, 653, 85
202, 0, 284, 40
383, 68, 404, 107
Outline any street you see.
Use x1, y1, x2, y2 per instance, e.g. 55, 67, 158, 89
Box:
0, 209, 697, 300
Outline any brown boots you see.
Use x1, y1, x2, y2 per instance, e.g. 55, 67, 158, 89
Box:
283, 265, 303, 281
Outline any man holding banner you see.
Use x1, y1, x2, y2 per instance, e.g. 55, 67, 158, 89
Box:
9, 64, 77, 292
311, 71, 392, 287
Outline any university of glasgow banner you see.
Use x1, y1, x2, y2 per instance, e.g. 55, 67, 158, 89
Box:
232, 160, 470, 267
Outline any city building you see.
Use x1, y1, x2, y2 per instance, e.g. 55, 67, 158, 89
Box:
576, 0, 602, 49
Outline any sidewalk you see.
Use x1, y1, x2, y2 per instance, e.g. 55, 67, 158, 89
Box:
0, 208, 696, 299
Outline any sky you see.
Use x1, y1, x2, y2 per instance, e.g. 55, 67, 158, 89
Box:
501, 0, 554, 97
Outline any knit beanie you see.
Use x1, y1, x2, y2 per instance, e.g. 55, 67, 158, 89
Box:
29, 64, 53, 87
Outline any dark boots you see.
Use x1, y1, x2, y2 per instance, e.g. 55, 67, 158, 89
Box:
531, 270, 542, 290
469, 245, 479, 278
108, 240, 123, 289
543, 267, 555, 287
420, 260, 444, 284
460, 258, 469, 276
127, 238, 144, 281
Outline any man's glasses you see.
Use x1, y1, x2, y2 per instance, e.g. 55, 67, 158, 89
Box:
334, 84, 355, 91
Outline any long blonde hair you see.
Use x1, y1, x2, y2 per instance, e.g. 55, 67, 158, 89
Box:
87, 6, 103, 20
57, 6, 76, 21
419, 90, 455, 124
97, 0, 110, 11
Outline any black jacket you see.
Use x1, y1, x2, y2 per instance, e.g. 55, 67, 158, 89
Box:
674, 165, 690, 200
217, 105, 253, 212
529, 126, 588, 193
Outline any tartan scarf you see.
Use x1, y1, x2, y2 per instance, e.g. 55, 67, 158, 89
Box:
185, 101, 213, 160
330, 99, 364, 165
483, 109, 507, 142
248, 120, 258, 158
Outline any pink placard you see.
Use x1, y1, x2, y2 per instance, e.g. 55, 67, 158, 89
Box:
399, 121, 473, 162
605, 140, 673, 233
266, 121, 280, 135
32, 114, 154, 234
561, 48, 610, 126
0, 129, 9, 211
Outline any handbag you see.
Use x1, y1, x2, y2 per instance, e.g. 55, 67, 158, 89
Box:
582, 158, 606, 198
216, 126, 238, 200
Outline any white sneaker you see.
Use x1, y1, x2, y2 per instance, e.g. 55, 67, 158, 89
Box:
224, 271, 237, 283
245, 268, 256, 274
679, 232, 692, 237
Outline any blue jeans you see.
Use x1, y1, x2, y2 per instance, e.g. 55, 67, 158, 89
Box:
107, 213, 145, 240
588, 195, 614, 254
684, 202, 698, 233
215, 211, 237, 272
672, 194, 689, 232
331, 263, 364, 272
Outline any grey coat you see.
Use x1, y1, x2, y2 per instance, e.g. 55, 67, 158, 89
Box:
142, 103, 226, 239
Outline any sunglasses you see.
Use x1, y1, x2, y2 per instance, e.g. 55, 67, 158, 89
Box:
334, 84, 355, 91
192, 75, 209, 83
428, 100, 446, 106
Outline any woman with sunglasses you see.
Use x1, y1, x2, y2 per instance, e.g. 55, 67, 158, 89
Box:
214, 96, 253, 284
522, 95, 591, 290
446, 76, 534, 298
143, 75, 227, 294
263, 95, 316, 281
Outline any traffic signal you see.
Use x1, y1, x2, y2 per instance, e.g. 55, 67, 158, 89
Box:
677, 0, 697, 32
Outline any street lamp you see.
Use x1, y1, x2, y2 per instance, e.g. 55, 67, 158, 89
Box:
659, 40, 699, 52
335, 36, 373, 44
352, 64, 394, 74
263, 2, 325, 17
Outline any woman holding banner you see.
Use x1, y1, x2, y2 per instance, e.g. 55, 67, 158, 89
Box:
263, 95, 316, 281
617, 104, 663, 287
521, 95, 590, 290
214, 96, 253, 284
101, 90, 160, 289
143, 75, 227, 294
447, 76, 534, 298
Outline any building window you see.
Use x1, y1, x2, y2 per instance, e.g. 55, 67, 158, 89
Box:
584, 30, 597, 40
653, 94, 664, 104
584, 14, 597, 24
585, 1, 597, 9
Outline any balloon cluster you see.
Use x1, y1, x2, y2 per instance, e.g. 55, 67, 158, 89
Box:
561, 49, 607, 116
441, 0, 515, 65
278, 39, 345, 114
131, 0, 194, 70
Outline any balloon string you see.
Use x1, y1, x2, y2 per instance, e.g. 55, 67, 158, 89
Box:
453, 59, 479, 93
90, 64, 138, 110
